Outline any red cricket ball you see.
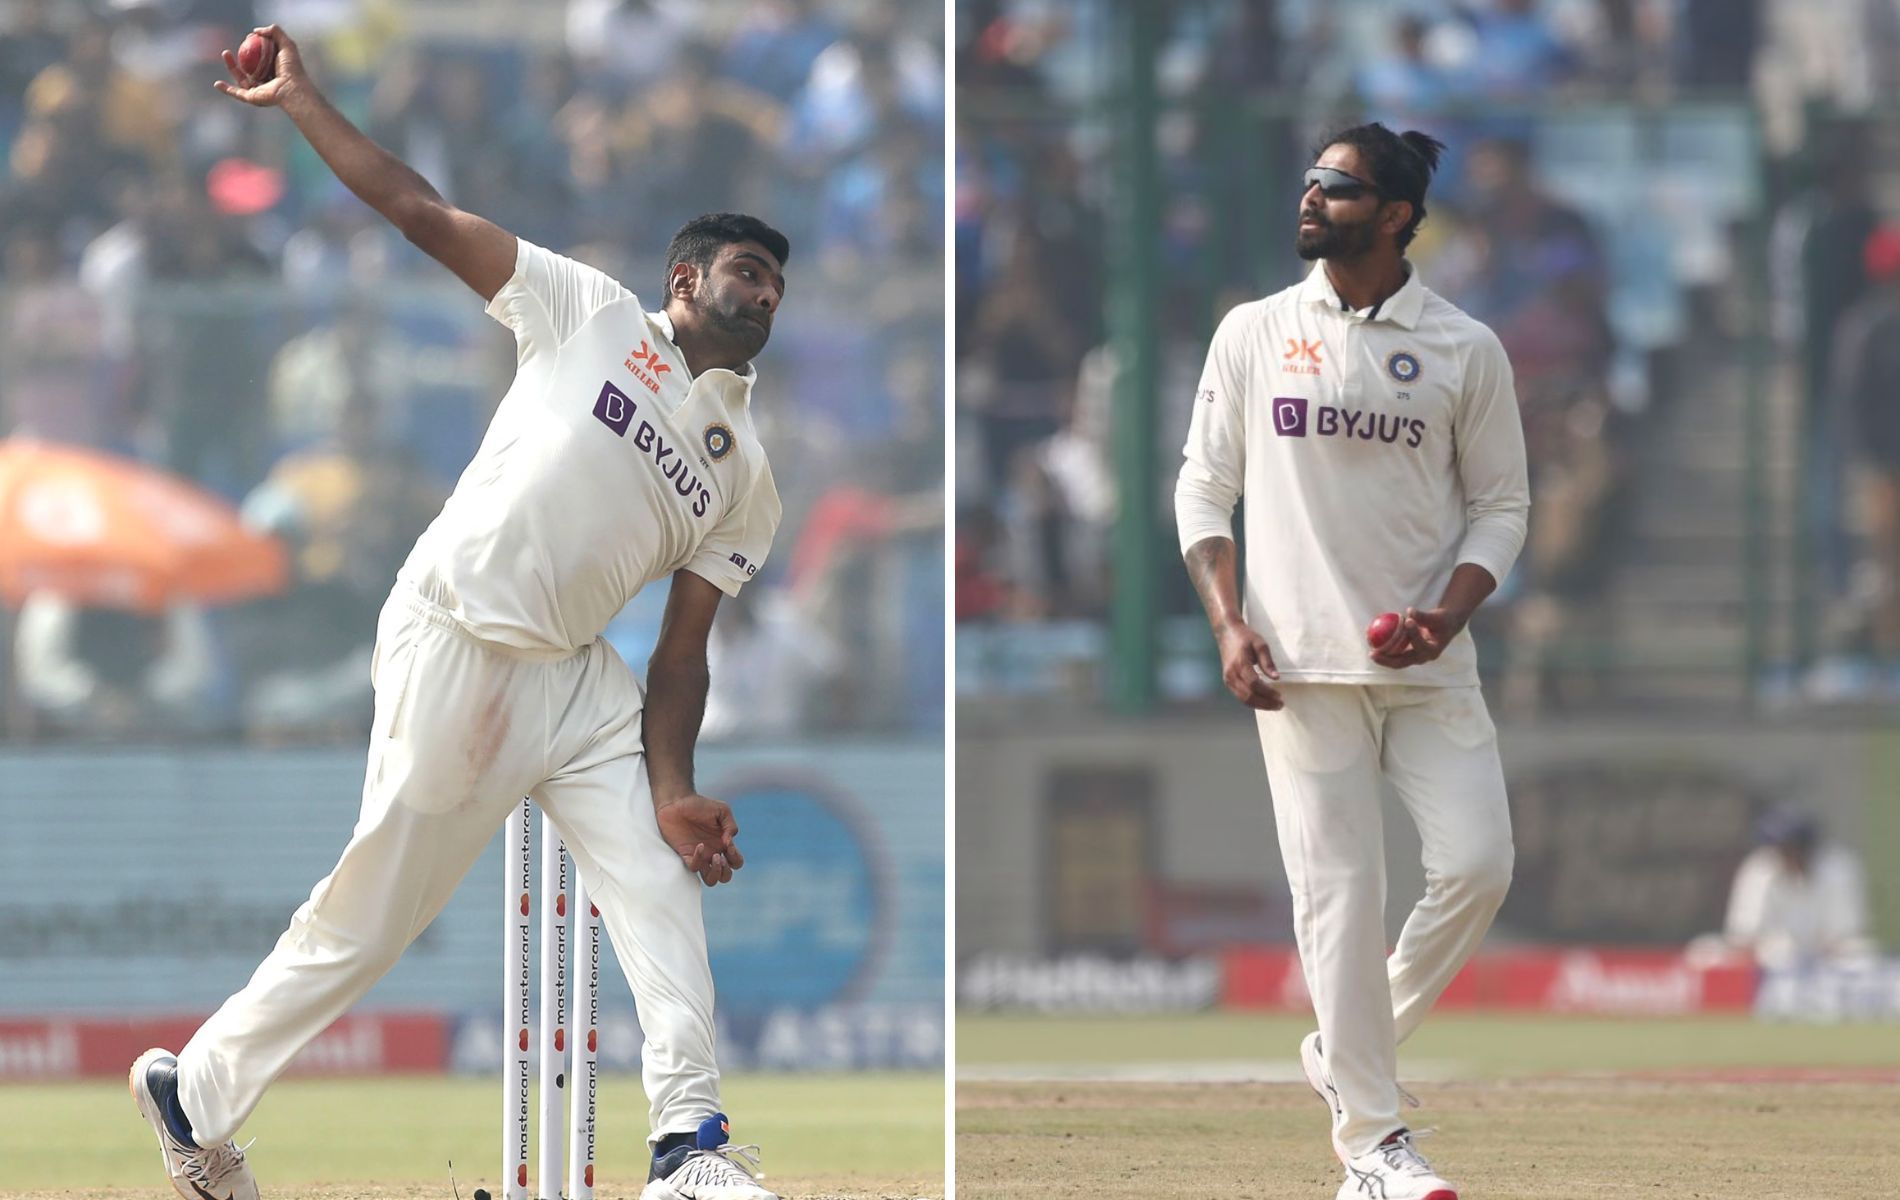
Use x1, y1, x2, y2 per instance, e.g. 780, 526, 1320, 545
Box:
236, 32, 275, 81
1367, 611, 1403, 651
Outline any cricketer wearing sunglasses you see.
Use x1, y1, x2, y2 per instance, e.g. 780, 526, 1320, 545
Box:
1175, 123, 1530, 1200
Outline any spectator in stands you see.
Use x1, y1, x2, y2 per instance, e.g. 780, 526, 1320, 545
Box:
616, 41, 784, 245
0, 85, 140, 247
1427, 138, 1620, 708
264, 300, 407, 456
1722, 808, 1874, 970
140, 166, 273, 494
787, 23, 941, 169
25, 12, 175, 170
0, 0, 65, 125
1454, 0, 1577, 99
366, 54, 510, 220
565, 0, 702, 86
1823, 224, 1900, 676
965, 239, 1082, 495
0, 224, 118, 448
236, 387, 445, 740
722, 0, 842, 103
0, 1, 943, 743
1675, 0, 1762, 89
956, 504, 1017, 622
1357, 13, 1457, 127
1770, 123, 1880, 602
494, 51, 581, 248
13, 591, 222, 740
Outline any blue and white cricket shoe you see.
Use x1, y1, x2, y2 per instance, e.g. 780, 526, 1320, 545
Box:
641, 1112, 777, 1200
129, 1048, 260, 1200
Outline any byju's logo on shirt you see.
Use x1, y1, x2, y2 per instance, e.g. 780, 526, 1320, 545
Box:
1273, 396, 1309, 437
1273, 392, 1426, 449
624, 341, 673, 395
591, 380, 714, 517
594, 380, 636, 436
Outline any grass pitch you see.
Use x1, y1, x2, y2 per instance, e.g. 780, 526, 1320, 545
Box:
2, 1071, 942, 1199
957, 1014, 1900, 1199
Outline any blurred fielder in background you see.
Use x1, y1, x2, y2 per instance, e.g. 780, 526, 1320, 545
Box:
130, 26, 786, 1200
1175, 122, 1528, 1200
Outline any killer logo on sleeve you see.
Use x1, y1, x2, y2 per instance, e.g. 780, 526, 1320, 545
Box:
624, 341, 673, 395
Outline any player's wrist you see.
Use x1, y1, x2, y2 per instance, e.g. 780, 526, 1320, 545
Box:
276, 76, 321, 119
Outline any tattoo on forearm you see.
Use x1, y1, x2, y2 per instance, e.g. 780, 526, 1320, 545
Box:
1184, 537, 1237, 623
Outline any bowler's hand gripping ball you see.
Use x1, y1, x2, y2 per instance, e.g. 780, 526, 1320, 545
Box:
1367, 611, 1404, 653
236, 32, 275, 81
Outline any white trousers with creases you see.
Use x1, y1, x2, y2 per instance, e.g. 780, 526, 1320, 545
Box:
177, 584, 718, 1146
1256, 682, 1513, 1157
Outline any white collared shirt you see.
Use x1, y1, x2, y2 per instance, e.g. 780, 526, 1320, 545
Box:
1725, 845, 1873, 969
399, 239, 781, 654
1175, 263, 1528, 686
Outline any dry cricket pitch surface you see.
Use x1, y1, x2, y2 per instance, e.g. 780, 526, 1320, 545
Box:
956, 1014, 1900, 1199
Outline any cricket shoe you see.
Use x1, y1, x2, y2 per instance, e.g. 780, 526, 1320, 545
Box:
128, 1048, 260, 1200
641, 1112, 778, 1200
1337, 1129, 1456, 1200
1301, 1031, 1421, 1164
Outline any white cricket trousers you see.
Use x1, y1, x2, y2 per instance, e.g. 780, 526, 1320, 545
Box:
1256, 682, 1513, 1157
177, 584, 718, 1146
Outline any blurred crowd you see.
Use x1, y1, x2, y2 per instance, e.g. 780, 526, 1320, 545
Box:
1775, 122, 1900, 702
957, 0, 1900, 709
0, 0, 943, 743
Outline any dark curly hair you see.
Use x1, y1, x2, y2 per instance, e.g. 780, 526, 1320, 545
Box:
662, 213, 791, 293
1312, 123, 1447, 251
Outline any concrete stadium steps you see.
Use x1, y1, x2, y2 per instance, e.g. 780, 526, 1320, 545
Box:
1587, 338, 1785, 708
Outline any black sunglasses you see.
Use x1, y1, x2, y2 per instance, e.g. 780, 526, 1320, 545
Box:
1303, 166, 1381, 200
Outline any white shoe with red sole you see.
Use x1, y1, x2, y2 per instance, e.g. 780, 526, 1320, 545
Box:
1336, 1129, 1457, 1200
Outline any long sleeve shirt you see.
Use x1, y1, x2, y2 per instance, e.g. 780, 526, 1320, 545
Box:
1175, 264, 1529, 687
1725, 845, 1874, 970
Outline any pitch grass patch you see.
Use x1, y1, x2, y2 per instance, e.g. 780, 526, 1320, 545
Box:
957, 1078, 1899, 1199
958, 1012, 1900, 1076
0, 1071, 942, 1198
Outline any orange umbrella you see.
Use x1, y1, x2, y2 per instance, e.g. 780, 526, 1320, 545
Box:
0, 438, 288, 612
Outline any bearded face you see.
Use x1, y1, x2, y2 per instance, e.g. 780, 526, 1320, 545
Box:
1295, 204, 1381, 262
1294, 153, 1393, 264
693, 261, 774, 358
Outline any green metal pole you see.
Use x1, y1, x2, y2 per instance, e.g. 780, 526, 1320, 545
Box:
1742, 108, 1769, 701
1108, 0, 1162, 713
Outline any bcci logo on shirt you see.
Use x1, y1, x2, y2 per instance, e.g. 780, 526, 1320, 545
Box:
1273, 395, 1309, 438
704, 423, 735, 463
1387, 351, 1421, 384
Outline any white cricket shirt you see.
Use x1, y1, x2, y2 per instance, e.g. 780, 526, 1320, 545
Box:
398, 238, 781, 654
1724, 845, 1872, 969
1175, 263, 1528, 687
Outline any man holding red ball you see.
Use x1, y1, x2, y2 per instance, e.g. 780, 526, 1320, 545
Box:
1176, 123, 1529, 1200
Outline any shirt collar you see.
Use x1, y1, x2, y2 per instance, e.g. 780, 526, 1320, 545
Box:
1299, 261, 1426, 330
646, 307, 760, 402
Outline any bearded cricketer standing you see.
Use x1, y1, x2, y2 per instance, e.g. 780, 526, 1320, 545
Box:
129, 27, 784, 1200
1175, 123, 1529, 1200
